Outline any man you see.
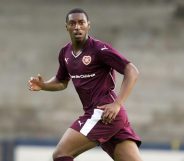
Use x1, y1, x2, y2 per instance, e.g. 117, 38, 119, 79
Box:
29, 8, 143, 161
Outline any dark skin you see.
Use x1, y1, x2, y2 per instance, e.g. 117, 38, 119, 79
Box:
28, 12, 143, 161
65, 13, 140, 124
28, 13, 90, 91
66, 13, 90, 55
29, 13, 139, 124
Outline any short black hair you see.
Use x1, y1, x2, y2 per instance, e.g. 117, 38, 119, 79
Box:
66, 8, 89, 22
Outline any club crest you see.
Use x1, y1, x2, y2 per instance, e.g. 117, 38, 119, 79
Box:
82, 56, 91, 65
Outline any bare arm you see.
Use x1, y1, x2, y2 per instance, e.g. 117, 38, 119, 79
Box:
116, 63, 139, 105
98, 63, 139, 124
28, 74, 68, 91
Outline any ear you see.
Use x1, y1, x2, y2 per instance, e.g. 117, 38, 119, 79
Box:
88, 21, 91, 29
65, 23, 69, 31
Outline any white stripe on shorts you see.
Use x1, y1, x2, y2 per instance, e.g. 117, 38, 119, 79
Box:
80, 109, 103, 136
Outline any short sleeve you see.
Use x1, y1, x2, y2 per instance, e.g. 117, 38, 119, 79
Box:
98, 45, 130, 74
56, 49, 70, 81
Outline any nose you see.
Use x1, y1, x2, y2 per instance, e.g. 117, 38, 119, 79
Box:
74, 23, 80, 30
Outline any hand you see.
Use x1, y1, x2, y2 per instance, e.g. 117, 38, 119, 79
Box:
97, 101, 121, 124
28, 74, 44, 91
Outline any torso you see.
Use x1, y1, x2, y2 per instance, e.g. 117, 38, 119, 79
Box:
57, 37, 129, 113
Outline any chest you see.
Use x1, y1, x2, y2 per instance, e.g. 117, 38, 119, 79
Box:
64, 51, 100, 74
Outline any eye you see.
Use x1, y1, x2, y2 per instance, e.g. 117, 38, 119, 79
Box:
79, 20, 85, 25
68, 21, 76, 26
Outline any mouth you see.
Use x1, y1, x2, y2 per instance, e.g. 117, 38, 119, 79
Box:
74, 32, 83, 38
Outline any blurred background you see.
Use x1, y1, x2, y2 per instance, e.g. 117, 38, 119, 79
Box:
0, 0, 184, 161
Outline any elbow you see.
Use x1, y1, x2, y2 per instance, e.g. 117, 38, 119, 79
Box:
125, 63, 140, 81
55, 77, 68, 90
60, 80, 69, 90
131, 68, 139, 82
62, 83, 68, 90
133, 66, 140, 81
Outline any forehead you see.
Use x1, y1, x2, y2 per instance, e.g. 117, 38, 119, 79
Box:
68, 13, 88, 22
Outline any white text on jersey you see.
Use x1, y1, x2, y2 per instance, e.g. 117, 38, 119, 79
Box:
70, 73, 96, 79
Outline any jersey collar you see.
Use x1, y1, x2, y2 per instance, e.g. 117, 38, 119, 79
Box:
71, 36, 91, 58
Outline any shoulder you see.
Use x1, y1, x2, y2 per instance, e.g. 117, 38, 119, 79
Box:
89, 37, 113, 52
58, 42, 71, 58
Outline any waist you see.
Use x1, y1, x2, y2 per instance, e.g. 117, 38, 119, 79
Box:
82, 91, 117, 111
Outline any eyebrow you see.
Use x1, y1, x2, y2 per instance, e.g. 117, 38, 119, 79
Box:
68, 19, 86, 22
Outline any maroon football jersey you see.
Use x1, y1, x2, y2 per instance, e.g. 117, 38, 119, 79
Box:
56, 36, 130, 112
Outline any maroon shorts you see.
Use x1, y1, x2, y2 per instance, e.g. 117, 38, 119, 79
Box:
70, 107, 141, 158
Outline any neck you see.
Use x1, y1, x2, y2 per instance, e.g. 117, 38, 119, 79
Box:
72, 35, 88, 54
